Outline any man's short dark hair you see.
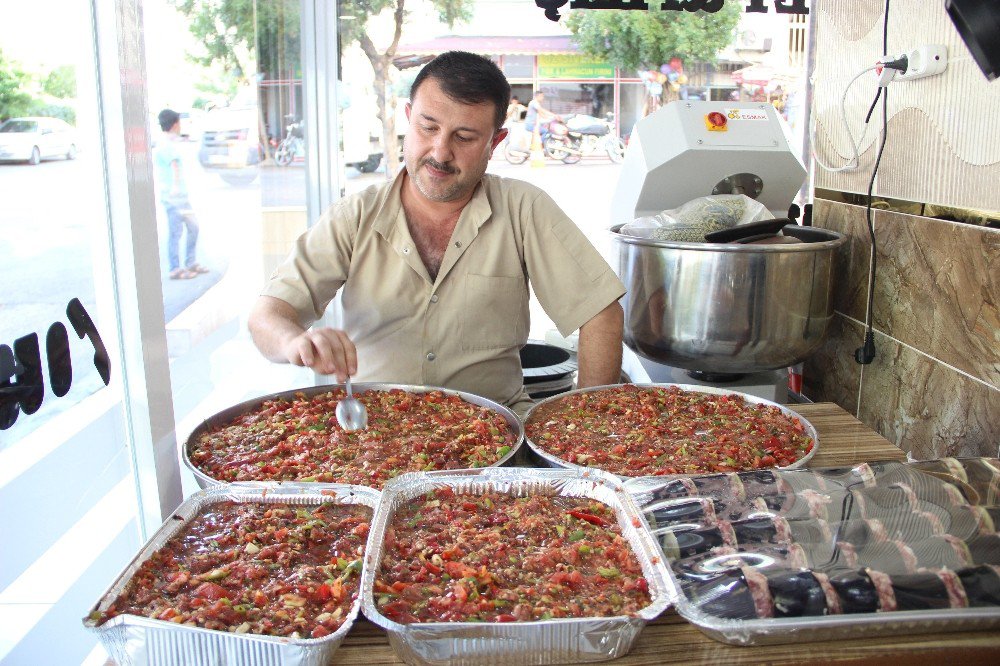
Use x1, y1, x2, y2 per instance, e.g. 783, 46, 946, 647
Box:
409, 51, 511, 130
158, 108, 180, 132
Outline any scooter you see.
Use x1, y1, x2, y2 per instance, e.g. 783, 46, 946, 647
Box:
544, 113, 626, 164
501, 122, 536, 164
502, 119, 581, 165
274, 116, 304, 166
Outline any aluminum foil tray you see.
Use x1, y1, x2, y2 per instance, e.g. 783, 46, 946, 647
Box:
182, 383, 524, 489
84, 483, 380, 666
629, 460, 1000, 645
360, 467, 677, 665
522, 383, 818, 477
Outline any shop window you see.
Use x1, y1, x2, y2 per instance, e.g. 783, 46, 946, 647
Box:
502, 55, 534, 79
711, 87, 740, 102
538, 82, 613, 120
0, 2, 146, 663
618, 82, 647, 139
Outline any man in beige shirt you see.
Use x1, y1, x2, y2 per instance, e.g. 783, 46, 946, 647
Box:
249, 51, 624, 412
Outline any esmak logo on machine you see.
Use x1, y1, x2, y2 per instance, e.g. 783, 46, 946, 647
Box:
705, 108, 770, 132
728, 109, 769, 121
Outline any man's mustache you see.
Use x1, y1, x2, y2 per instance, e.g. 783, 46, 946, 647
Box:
422, 158, 456, 174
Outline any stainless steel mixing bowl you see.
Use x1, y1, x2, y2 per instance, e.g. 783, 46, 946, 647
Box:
611, 224, 846, 374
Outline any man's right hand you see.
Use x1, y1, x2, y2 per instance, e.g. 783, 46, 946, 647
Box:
283, 327, 357, 381
248, 296, 359, 382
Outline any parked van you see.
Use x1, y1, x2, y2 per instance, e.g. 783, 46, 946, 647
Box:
197, 87, 262, 185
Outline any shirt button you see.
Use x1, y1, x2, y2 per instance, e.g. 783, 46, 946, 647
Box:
430, 294, 439, 303
403, 246, 410, 254
454, 241, 462, 248
426, 352, 436, 362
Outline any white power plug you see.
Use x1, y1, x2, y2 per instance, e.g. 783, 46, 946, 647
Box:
876, 63, 899, 87
896, 44, 948, 81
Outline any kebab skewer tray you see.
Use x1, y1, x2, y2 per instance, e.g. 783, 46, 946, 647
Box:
625, 458, 1000, 645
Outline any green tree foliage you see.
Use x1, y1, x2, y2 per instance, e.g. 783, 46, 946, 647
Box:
566, 4, 741, 72
0, 50, 36, 121
170, 0, 473, 177
42, 65, 77, 99
171, 0, 299, 152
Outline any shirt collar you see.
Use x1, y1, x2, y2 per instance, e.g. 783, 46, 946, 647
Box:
371, 169, 494, 240
371, 169, 407, 239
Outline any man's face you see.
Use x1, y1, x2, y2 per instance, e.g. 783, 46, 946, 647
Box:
403, 78, 507, 203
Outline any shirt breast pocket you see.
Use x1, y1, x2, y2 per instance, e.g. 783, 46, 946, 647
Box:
461, 273, 527, 351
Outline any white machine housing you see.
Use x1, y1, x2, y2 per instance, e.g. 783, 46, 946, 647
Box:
611, 101, 806, 224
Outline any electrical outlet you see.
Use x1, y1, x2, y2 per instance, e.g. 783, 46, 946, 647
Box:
897, 44, 948, 81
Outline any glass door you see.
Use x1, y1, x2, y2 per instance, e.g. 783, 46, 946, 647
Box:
0, 1, 172, 662
144, 0, 319, 498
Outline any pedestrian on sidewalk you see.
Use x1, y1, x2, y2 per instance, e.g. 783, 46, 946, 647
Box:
154, 108, 209, 280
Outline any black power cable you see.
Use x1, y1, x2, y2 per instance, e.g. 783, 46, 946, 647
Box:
854, 0, 893, 365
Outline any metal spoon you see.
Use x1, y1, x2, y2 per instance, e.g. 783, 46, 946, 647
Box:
335, 375, 368, 432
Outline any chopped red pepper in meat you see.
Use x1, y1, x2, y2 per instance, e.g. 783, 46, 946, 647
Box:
374, 490, 652, 623
95, 501, 372, 639
525, 385, 812, 476
190, 389, 517, 489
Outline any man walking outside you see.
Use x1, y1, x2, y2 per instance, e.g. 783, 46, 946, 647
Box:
154, 108, 209, 280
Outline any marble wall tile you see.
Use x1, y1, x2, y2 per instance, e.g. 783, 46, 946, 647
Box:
858, 331, 1000, 460
803, 313, 863, 415
874, 210, 1000, 387
812, 199, 870, 322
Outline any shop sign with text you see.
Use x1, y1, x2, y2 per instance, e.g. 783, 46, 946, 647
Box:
535, 0, 809, 22
538, 55, 615, 79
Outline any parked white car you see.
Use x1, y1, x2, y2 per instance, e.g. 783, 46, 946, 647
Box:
0, 117, 79, 164
197, 105, 262, 185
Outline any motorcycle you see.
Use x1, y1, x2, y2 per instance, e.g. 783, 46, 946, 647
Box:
501, 122, 539, 164
502, 119, 585, 165
544, 113, 626, 164
274, 116, 304, 166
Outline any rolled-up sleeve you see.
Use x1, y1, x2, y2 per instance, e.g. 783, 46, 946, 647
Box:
522, 191, 625, 337
260, 199, 357, 326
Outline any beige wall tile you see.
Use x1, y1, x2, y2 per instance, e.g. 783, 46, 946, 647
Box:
814, 0, 1000, 209
876, 108, 1000, 212
816, 0, 882, 41
858, 332, 1000, 459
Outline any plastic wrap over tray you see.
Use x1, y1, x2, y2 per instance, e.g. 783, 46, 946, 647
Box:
84, 483, 380, 666
909, 457, 1000, 505
360, 467, 676, 665
182, 383, 524, 489
626, 460, 1000, 645
522, 383, 818, 477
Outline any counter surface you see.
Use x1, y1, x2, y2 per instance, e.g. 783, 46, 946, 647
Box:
331, 402, 1000, 665
105, 402, 1000, 665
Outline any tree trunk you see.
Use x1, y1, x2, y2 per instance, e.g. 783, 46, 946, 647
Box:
371, 58, 400, 179
358, 0, 405, 180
